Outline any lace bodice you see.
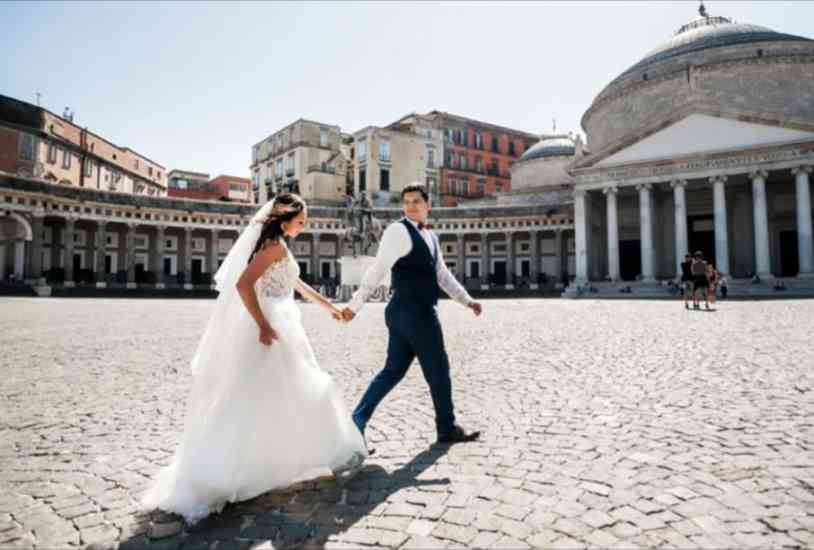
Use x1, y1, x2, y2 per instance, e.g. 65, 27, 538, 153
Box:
255, 245, 300, 299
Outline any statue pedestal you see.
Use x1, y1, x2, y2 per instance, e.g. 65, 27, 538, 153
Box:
337, 256, 390, 303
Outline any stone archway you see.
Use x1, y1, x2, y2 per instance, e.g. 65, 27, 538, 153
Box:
0, 212, 33, 281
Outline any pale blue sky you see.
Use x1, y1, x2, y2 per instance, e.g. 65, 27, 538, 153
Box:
2, 1, 813, 178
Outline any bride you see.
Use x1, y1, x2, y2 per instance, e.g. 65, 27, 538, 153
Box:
141, 193, 367, 524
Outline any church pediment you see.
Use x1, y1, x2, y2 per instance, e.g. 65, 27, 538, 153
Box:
593, 114, 814, 168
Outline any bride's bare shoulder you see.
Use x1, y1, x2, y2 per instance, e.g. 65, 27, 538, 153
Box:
256, 239, 287, 262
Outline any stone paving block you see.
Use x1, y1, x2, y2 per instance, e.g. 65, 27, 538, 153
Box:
549, 535, 588, 549
431, 522, 476, 545
469, 530, 501, 548
401, 535, 447, 550
498, 518, 532, 540
492, 535, 531, 549
80, 524, 121, 546
149, 520, 184, 539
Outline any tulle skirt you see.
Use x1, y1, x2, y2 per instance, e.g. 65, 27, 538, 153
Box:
140, 293, 366, 524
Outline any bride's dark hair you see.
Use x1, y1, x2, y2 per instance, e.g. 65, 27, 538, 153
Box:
248, 192, 306, 264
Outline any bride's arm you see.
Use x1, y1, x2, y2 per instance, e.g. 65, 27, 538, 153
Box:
236, 241, 286, 342
295, 278, 341, 318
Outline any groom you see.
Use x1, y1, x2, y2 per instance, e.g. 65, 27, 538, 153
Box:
341, 183, 482, 445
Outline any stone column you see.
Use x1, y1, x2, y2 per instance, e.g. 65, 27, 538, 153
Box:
95, 220, 108, 287
29, 210, 45, 284
63, 217, 76, 287
209, 229, 220, 289
792, 166, 813, 276
554, 229, 564, 285
456, 234, 465, 283
480, 233, 489, 289
574, 189, 590, 284
311, 233, 321, 284
125, 222, 137, 288
708, 175, 730, 276
154, 225, 166, 288
671, 179, 689, 277
505, 232, 515, 289
637, 183, 655, 282
50, 225, 61, 276
750, 169, 772, 278
530, 229, 540, 289
0, 244, 5, 280
182, 227, 193, 290
14, 241, 25, 281
603, 185, 620, 281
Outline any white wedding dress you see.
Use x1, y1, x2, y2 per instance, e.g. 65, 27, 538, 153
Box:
141, 242, 366, 524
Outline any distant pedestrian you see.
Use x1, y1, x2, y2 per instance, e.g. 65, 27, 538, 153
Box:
706, 263, 719, 308
691, 251, 708, 310
719, 274, 728, 299
680, 253, 693, 309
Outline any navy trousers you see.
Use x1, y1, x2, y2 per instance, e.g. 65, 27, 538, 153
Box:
352, 297, 456, 438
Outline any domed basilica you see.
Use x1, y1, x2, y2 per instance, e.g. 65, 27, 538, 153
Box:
567, 3, 814, 295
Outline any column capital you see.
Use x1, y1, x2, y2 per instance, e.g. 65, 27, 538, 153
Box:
456, 233, 464, 242
749, 169, 769, 181
791, 165, 813, 176
65, 213, 79, 224
635, 183, 652, 192
32, 208, 47, 218
96, 219, 108, 227
709, 174, 728, 185
602, 185, 618, 195
670, 179, 688, 189
573, 189, 587, 200
126, 222, 139, 231
183, 226, 193, 235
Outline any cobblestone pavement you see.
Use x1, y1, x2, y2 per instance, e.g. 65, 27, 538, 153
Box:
2, 297, 814, 550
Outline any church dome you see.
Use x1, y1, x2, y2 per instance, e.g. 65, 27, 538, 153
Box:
517, 135, 576, 162
580, 3, 814, 156
609, 12, 812, 88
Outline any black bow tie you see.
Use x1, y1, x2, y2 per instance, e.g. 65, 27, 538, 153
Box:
417, 221, 432, 230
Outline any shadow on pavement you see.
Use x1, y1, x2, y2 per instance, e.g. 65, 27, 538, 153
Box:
122, 444, 451, 549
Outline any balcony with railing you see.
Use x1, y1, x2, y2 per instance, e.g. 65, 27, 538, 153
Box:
307, 163, 337, 175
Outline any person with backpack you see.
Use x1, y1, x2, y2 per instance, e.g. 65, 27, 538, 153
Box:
706, 263, 719, 309
680, 253, 693, 309
690, 251, 708, 310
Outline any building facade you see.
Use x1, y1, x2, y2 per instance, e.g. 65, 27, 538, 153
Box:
209, 175, 252, 203
167, 170, 213, 200
0, 173, 575, 294
250, 120, 348, 205
414, 111, 539, 207
168, 172, 253, 203
351, 119, 443, 207
0, 94, 166, 197
569, 7, 814, 295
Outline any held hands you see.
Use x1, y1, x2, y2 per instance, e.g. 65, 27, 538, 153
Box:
329, 305, 344, 322
259, 323, 279, 346
468, 302, 483, 317
341, 307, 355, 323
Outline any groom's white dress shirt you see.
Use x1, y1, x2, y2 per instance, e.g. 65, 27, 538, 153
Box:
348, 218, 475, 313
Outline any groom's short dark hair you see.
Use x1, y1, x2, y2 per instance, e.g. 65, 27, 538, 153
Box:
402, 183, 428, 202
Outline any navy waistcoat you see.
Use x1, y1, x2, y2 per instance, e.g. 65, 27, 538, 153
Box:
390, 218, 439, 307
